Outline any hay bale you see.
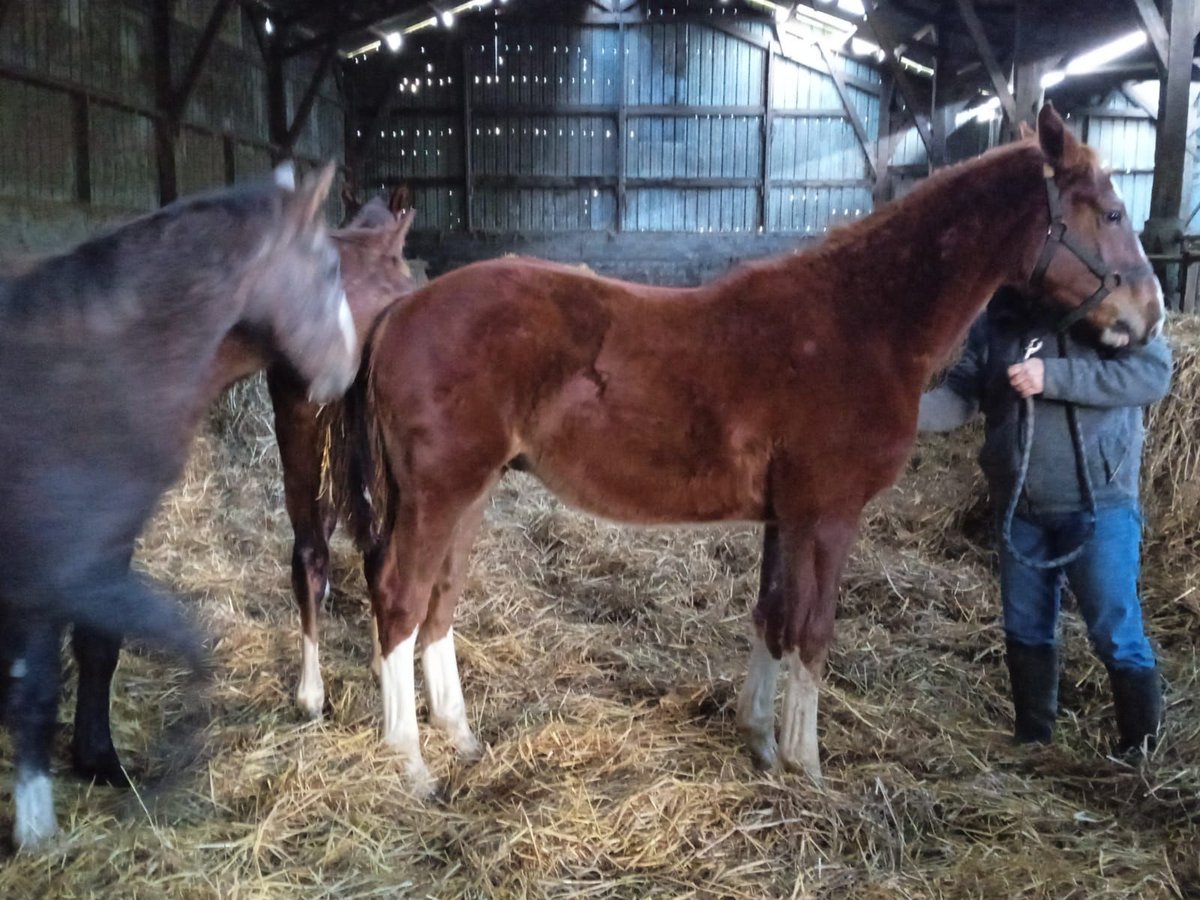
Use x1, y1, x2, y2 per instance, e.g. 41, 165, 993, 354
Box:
2, 325, 1198, 897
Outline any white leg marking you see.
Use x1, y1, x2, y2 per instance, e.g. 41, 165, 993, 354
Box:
369, 616, 383, 680
422, 629, 481, 759
336, 292, 355, 355
380, 633, 435, 794
778, 650, 823, 783
13, 770, 56, 851
295, 635, 325, 719
736, 632, 780, 769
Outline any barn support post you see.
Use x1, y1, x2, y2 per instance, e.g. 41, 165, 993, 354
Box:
284, 38, 338, 152
1130, 0, 1171, 73
863, 1, 935, 163
616, 15, 628, 232
1143, 0, 1197, 305
172, 0, 235, 123
818, 43, 876, 182
223, 133, 237, 185
151, 0, 179, 205
953, 0, 1019, 138
759, 44, 774, 231
71, 92, 91, 204
873, 74, 896, 206
265, 41, 289, 164
462, 40, 475, 232
1011, 0, 1050, 131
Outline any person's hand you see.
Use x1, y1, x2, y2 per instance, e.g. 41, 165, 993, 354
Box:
1007, 358, 1044, 398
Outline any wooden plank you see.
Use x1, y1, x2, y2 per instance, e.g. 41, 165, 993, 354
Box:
284, 38, 338, 150
171, 0, 236, 120
706, 18, 881, 96
617, 15, 627, 230
71, 92, 91, 204
463, 39, 474, 231
863, 2, 933, 158
1147, 0, 1194, 225
151, 0, 177, 204
816, 42, 877, 179
1130, 0, 1170, 74
952, 0, 1019, 130
760, 46, 773, 231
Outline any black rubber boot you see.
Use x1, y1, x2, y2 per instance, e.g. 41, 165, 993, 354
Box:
1006, 640, 1058, 744
1108, 666, 1163, 755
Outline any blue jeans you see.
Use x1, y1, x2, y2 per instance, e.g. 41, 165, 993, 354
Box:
998, 502, 1156, 671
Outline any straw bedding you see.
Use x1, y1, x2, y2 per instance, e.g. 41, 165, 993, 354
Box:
2, 319, 1199, 898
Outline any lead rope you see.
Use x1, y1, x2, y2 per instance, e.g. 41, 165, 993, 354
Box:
1000, 333, 1098, 570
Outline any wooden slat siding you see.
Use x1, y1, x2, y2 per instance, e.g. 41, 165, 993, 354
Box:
0, 0, 341, 232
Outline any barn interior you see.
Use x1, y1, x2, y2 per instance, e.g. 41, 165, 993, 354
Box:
0, 0, 1199, 896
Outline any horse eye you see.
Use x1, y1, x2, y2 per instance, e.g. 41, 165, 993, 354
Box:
1105, 210, 1123, 224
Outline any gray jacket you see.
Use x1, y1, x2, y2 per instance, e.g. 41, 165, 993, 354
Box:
918, 292, 1173, 516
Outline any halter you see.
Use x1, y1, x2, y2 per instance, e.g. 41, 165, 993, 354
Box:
1028, 164, 1154, 335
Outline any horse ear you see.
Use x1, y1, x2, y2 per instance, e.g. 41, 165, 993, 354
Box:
289, 161, 336, 228
273, 161, 296, 191
1036, 102, 1082, 169
391, 208, 416, 252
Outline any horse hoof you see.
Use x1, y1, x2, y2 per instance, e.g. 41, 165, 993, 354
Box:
295, 689, 326, 721
13, 772, 56, 851
742, 732, 779, 771
405, 763, 439, 800
779, 750, 823, 786
72, 746, 132, 789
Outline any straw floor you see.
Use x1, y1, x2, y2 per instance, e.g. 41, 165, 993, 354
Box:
2, 321, 1199, 898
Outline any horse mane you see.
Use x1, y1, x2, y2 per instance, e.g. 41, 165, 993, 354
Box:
0, 180, 286, 323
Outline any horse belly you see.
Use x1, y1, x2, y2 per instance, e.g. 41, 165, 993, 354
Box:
523, 377, 769, 524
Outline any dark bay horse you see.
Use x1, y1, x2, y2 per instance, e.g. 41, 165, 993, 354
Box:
330, 104, 1163, 791
270, 197, 419, 718
54, 197, 418, 795
0, 162, 357, 849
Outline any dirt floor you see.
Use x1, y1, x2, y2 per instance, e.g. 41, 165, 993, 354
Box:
1, 322, 1198, 898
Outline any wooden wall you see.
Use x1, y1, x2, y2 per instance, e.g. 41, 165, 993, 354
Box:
0, 0, 343, 253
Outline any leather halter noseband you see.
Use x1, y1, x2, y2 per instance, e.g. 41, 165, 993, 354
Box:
1029, 165, 1154, 334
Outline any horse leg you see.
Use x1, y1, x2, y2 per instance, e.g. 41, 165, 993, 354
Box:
370, 492, 480, 795
69, 626, 130, 787
419, 493, 489, 760
7, 621, 64, 849
776, 517, 858, 782
736, 524, 784, 769
268, 367, 331, 719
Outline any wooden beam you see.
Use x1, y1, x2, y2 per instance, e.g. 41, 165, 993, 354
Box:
1130, 0, 1171, 74
265, 42, 289, 162
284, 38, 338, 149
953, 0, 1019, 132
171, 0, 236, 120
71, 93, 91, 204
151, 0, 178, 204
1147, 0, 1195, 229
761, 46, 775, 230
462, 39, 474, 231
863, 1, 933, 159
617, 15, 627, 231
874, 73, 895, 205
706, 18, 881, 96
817, 43, 877, 180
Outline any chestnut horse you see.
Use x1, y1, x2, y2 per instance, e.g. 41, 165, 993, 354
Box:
53, 195, 418, 799
0, 163, 357, 849
330, 104, 1163, 791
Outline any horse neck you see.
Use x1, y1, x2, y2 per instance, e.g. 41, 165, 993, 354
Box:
337, 240, 411, 340
810, 144, 1046, 381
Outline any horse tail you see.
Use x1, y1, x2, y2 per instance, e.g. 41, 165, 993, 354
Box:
318, 324, 395, 557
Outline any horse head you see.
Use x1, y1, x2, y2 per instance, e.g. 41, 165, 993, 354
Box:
1025, 103, 1164, 348
247, 162, 359, 402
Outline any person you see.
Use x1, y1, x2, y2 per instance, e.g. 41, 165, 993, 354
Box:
919, 287, 1172, 753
